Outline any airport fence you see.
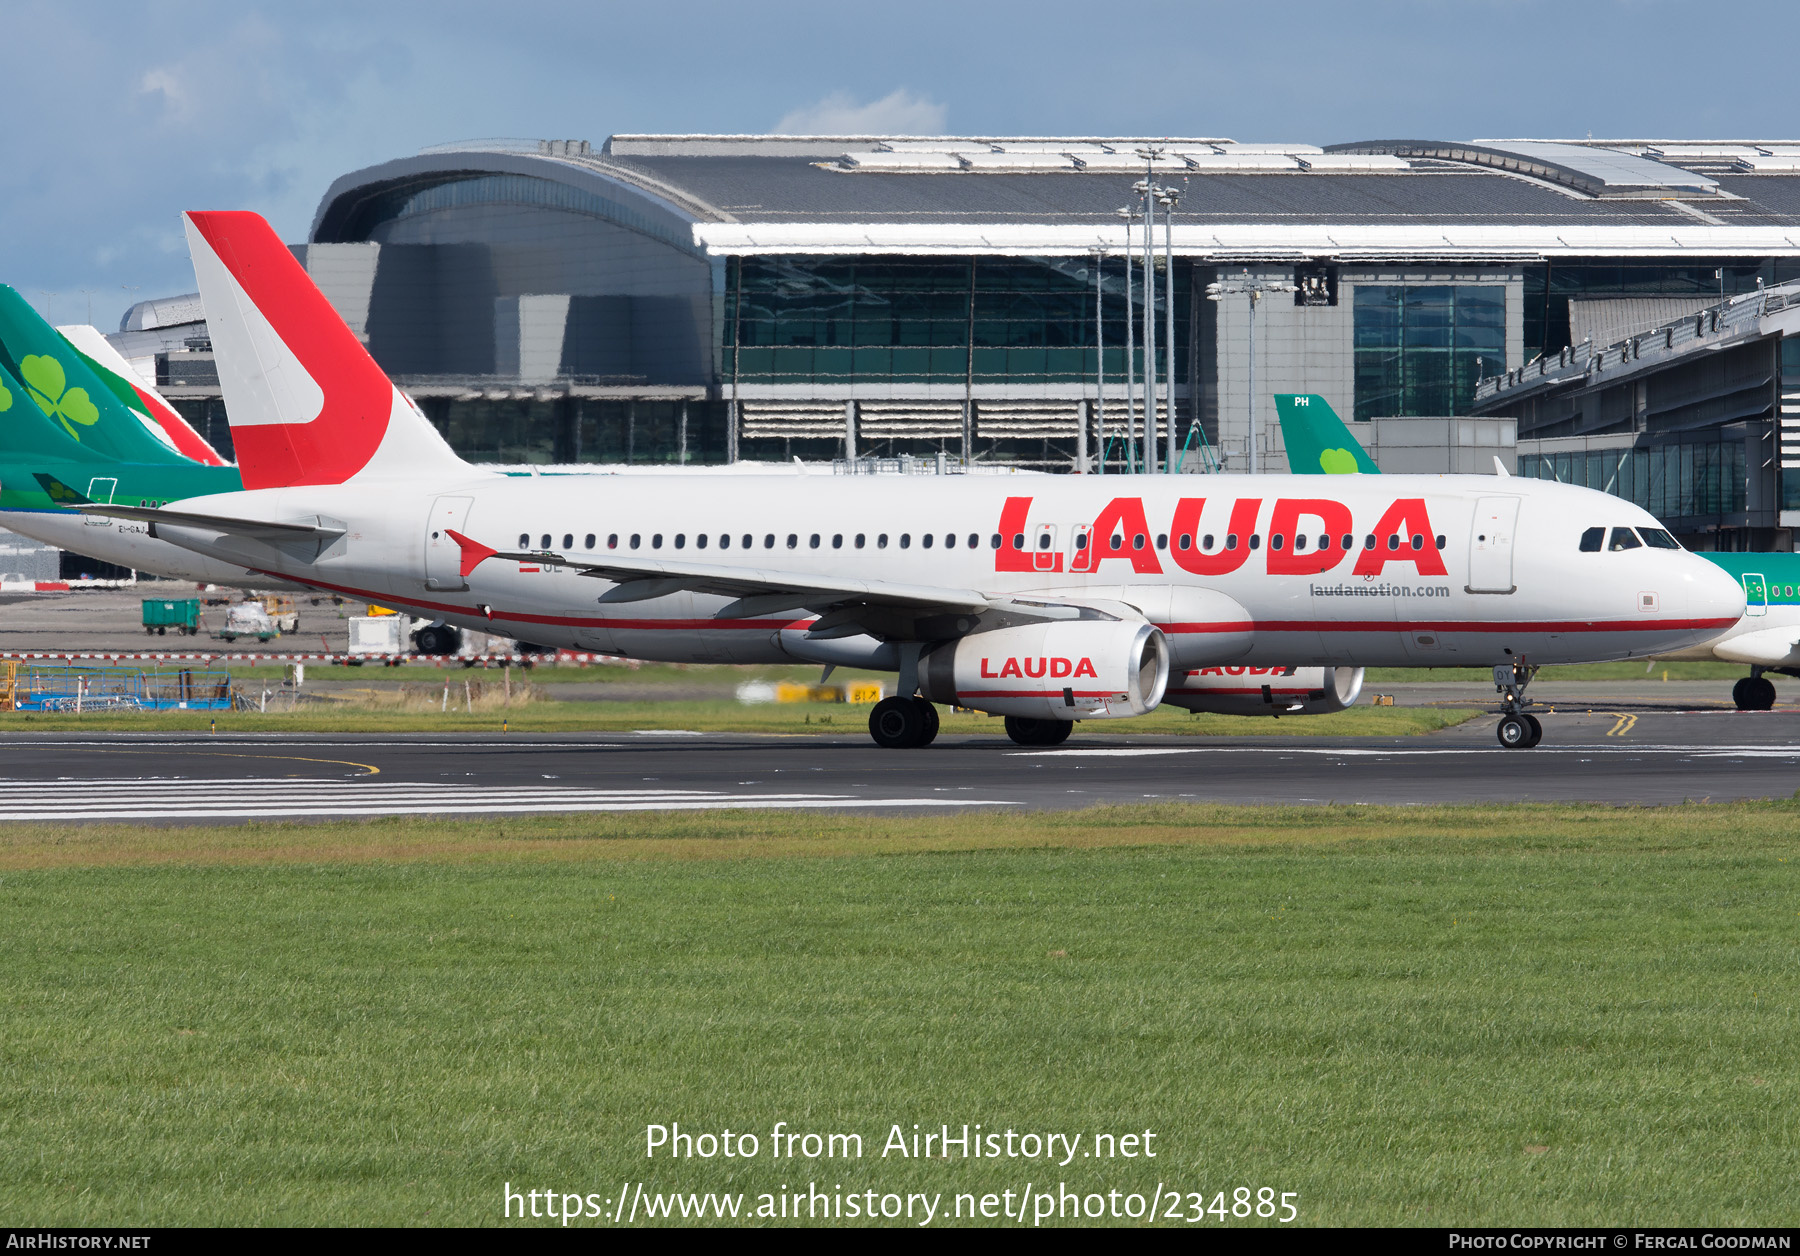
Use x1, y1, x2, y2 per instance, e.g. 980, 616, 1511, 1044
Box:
0, 664, 234, 713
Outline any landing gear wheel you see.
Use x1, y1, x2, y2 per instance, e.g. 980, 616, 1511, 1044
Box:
414, 624, 464, 656
1733, 676, 1777, 711
1496, 714, 1533, 749
869, 696, 927, 748
914, 698, 940, 746
1004, 716, 1073, 747
1521, 713, 1543, 748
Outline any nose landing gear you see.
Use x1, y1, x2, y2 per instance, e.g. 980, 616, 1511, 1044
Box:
1003, 716, 1073, 747
1493, 660, 1544, 749
1496, 711, 1542, 749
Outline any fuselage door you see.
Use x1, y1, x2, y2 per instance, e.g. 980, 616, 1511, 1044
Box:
84, 477, 118, 526
424, 495, 474, 591
1467, 496, 1520, 594
1068, 523, 1091, 573
1033, 523, 1059, 572
1743, 571, 1768, 618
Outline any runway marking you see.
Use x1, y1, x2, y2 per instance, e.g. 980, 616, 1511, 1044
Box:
57, 747, 383, 776
1606, 713, 1638, 738
1018, 743, 1800, 759
0, 777, 1015, 821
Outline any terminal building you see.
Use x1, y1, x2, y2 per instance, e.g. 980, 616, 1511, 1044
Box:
115, 134, 1800, 549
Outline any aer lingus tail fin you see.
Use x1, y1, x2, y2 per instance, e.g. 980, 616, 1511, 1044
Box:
0, 285, 198, 466
1274, 393, 1380, 475
56, 323, 228, 466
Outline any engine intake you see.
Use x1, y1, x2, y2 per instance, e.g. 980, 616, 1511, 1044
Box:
1162, 666, 1364, 716
920, 621, 1169, 720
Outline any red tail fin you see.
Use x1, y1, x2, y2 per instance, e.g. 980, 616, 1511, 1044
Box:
183, 210, 464, 489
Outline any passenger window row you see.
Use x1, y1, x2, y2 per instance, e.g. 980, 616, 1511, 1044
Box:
1579, 526, 1681, 553
517, 531, 1002, 553
511, 529, 1450, 557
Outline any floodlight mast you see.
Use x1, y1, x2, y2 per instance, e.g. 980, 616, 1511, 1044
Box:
1116, 207, 1137, 473
1134, 152, 1161, 474
1206, 273, 1296, 474
1090, 247, 1103, 475
1157, 186, 1181, 473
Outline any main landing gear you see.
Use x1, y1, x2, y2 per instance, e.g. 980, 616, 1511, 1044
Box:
868, 696, 940, 749
1733, 671, 1777, 712
1493, 659, 1544, 749
1003, 716, 1072, 747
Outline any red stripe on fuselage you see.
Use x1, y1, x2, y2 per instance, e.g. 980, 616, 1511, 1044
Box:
1238, 617, 1739, 634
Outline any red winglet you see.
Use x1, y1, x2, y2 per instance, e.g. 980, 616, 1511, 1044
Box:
446, 529, 498, 578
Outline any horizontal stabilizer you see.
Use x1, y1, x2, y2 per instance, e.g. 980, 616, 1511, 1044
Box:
76, 503, 345, 542
32, 474, 91, 506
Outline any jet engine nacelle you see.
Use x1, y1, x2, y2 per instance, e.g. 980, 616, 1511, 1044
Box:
919, 620, 1169, 720
1162, 665, 1364, 716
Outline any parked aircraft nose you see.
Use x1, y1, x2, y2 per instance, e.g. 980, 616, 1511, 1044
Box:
1683, 552, 1747, 628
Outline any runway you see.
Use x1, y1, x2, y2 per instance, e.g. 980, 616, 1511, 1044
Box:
2, 705, 1798, 823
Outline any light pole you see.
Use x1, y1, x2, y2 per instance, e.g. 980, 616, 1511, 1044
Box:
1157, 186, 1181, 472
1115, 207, 1137, 473
1092, 247, 1104, 475
1134, 151, 1162, 473
1206, 274, 1296, 474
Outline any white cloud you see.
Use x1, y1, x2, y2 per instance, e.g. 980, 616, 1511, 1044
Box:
137, 68, 189, 119
772, 88, 947, 136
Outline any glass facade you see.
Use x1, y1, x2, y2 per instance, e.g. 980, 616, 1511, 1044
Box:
1353, 285, 1505, 421
1521, 259, 1800, 361
1519, 439, 1746, 521
417, 398, 728, 466
169, 399, 235, 462
727, 256, 1190, 388
1784, 337, 1800, 513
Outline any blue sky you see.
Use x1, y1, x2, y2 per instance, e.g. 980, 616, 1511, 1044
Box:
3, 0, 1792, 331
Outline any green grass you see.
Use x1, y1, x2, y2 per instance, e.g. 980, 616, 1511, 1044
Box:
0, 700, 1475, 737
2, 803, 1797, 1227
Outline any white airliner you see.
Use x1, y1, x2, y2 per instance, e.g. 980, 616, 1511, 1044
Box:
86, 212, 1746, 750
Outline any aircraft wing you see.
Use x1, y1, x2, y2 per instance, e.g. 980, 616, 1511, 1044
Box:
448, 529, 1101, 631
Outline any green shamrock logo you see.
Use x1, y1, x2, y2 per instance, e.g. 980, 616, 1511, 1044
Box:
21, 354, 99, 438
1318, 447, 1360, 474
0, 375, 11, 411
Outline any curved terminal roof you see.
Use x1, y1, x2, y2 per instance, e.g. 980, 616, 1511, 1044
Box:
311, 136, 1800, 262
1327, 139, 1719, 197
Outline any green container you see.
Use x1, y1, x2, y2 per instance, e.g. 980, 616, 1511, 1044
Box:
141, 598, 200, 636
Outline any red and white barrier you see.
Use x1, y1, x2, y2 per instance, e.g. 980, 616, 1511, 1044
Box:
0, 579, 141, 593
0, 650, 628, 667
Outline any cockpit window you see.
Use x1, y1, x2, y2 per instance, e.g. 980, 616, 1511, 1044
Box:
1638, 527, 1680, 550
1608, 528, 1642, 551
1579, 527, 1604, 552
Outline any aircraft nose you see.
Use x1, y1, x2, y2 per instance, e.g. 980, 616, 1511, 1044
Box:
1687, 555, 1746, 625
